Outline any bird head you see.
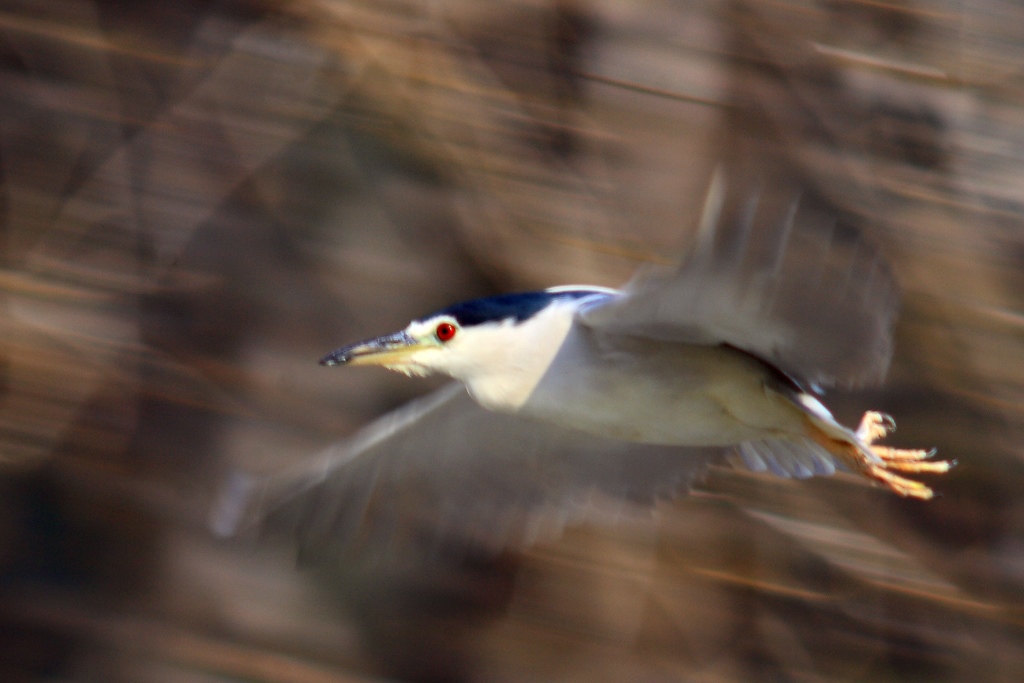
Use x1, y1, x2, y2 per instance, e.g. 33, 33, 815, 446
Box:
320, 287, 616, 387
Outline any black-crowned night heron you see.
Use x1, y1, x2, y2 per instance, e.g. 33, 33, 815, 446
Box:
213, 169, 952, 559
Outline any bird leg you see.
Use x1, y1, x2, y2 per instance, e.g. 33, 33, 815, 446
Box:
850, 411, 953, 499
811, 411, 953, 499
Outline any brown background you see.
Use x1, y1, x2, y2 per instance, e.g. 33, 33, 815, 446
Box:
1, 1, 1023, 681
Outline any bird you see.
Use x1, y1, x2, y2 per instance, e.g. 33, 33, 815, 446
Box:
212, 167, 953, 563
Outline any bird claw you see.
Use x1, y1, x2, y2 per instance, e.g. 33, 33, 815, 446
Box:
854, 411, 953, 500
856, 410, 894, 443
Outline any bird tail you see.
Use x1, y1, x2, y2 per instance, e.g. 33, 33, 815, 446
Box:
735, 392, 952, 499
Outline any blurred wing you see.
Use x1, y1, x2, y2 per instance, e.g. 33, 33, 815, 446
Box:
212, 384, 721, 564
580, 165, 900, 389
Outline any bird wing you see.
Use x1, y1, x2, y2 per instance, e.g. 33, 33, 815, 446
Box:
578, 165, 900, 389
211, 383, 722, 564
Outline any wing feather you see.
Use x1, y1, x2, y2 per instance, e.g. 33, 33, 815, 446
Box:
212, 384, 722, 564
580, 166, 900, 389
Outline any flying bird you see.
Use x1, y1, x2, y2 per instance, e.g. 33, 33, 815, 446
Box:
212, 167, 952, 562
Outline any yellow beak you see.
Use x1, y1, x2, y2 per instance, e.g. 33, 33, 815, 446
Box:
320, 331, 432, 367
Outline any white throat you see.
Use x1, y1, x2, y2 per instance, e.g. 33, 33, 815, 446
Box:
445, 301, 578, 412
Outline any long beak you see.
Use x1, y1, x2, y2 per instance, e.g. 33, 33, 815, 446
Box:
320, 330, 429, 367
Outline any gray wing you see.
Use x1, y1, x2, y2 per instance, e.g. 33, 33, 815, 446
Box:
579, 164, 900, 389
212, 384, 721, 564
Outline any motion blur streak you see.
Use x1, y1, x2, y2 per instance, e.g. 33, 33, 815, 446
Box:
0, 1, 1022, 682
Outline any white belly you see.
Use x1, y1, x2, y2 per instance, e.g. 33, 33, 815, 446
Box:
513, 329, 807, 446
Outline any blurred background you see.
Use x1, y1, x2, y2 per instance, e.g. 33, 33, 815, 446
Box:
2, 0, 1024, 681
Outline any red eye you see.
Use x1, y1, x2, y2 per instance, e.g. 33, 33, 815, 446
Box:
436, 322, 457, 342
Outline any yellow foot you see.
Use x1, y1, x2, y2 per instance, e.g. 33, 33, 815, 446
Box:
854, 411, 954, 499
